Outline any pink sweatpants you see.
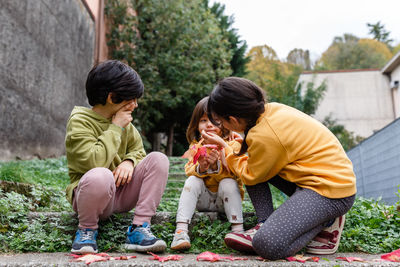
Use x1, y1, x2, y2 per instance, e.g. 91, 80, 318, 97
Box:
72, 152, 169, 229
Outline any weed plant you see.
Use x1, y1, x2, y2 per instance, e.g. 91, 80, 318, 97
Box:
0, 157, 399, 254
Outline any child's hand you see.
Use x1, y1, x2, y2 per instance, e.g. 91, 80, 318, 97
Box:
229, 131, 243, 143
207, 149, 219, 171
113, 160, 134, 187
201, 130, 227, 148
112, 101, 136, 128
198, 156, 209, 173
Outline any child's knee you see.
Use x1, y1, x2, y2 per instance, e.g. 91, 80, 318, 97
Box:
78, 167, 115, 196
253, 232, 287, 260
183, 176, 204, 194
218, 178, 238, 195
81, 168, 114, 184
146, 152, 169, 175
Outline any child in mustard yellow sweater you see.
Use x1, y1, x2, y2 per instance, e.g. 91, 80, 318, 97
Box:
170, 97, 246, 251
202, 77, 356, 259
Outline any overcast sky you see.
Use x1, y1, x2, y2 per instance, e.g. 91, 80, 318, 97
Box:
212, 0, 400, 61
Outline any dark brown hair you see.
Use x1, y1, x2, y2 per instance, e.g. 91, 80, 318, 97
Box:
186, 96, 229, 144
86, 60, 144, 106
207, 77, 266, 155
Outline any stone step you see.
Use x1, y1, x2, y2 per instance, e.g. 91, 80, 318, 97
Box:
161, 196, 252, 202
168, 172, 187, 179
0, 252, 382, 267
27, 211, 257, 231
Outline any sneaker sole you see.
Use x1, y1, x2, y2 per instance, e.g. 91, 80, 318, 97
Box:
224, 235, 255, 254
71, 246, 98, 254
171, 241, 191, 251
125, 240, 167, 253
306, 216, 346, 255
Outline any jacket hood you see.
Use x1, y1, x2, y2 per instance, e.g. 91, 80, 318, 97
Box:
68, 106, 110, 123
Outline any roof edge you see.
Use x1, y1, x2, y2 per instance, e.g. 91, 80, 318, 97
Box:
381, 51, 400, 74
302, 68, 380, 75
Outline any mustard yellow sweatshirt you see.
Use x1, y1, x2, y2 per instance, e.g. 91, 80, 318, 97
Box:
65, 106, 146, 203
224, 103, 356, 199
185, 140, 246, 199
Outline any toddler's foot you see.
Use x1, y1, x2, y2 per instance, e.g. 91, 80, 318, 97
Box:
306, 215, 345, 255
125, 222, 166, 253
71, 228, 98, 254
171, 229, 191, 251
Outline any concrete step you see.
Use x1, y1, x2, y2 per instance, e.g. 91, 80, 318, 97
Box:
168, 172, 187, 180
27, 211, 256, 226
0, 252, 392, 267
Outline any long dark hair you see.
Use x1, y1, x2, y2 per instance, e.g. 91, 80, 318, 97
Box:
207, 77, 266, 155
186, 96, 229, 144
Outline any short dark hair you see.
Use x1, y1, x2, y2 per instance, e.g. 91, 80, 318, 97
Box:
85, 60, 144, 106
207, 77, 266, 155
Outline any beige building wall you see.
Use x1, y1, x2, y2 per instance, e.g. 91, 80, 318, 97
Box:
298, 70, 395, 138
82, 0, 108, 63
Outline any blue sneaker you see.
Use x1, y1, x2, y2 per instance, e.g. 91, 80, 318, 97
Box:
125, 222, 166, 252
71, 228, 98, 254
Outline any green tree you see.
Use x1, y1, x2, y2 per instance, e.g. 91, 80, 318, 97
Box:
245, 45, 282, 89
367, 21, 393, 48
106, 0, 232, 155
316, 34, 392, 70
245, 45, 325, 116
322, 115, 364, 151
207, 1, 250, 77
286, 48, 312, 70
265, 64, 326, 116
393, 43, 400, 54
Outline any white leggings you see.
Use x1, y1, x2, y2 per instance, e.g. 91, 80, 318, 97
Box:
176, 176, 243, 224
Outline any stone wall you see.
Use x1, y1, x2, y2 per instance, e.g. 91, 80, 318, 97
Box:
0, 0, 95, 160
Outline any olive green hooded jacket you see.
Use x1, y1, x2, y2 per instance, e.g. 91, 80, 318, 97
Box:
65, 106, 146, 203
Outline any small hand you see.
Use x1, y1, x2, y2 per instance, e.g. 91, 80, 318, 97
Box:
112, 102, 136, 128
207, 149, 219, 171
198, 155, 210, 173
229, 131, 243, 143
201, 130, 227, 148
113, 160, 134, 187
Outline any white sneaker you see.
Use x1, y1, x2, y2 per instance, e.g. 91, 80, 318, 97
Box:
306, 215, 346, 255
170, 230, 191, 251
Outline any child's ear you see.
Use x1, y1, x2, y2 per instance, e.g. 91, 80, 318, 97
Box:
106, 93, 114, 104
228, 116, 239, 125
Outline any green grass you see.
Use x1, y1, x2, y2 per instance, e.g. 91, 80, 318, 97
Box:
0, 157, 69, 190
0, 156, 399, 254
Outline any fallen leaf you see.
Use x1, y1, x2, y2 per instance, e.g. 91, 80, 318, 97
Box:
148, 252, 183, 262
336, 256, 366, 262
70, 253, 110, 265
286, 254, 319, 263
69, 253, 136, 265
196, 251, 248, 262
110, 255, 136, 260
381, 248, 400, 262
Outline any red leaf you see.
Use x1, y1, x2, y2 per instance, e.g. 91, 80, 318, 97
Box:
312, 257, 320, 262
287, 254, 318, 263
381, 248, 400, 262
148, 252, 183, 262
336, 256, 366, 262
69, 253, 136, 265
196, 251, 248, 262
70, 254, 110, 265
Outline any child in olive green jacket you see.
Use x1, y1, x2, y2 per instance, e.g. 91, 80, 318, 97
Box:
65, 60, 169, 254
